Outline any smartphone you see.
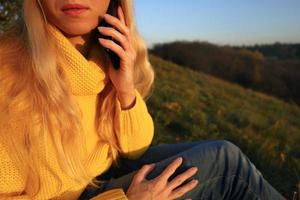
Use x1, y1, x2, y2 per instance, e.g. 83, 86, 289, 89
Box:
97, 0, 121, 70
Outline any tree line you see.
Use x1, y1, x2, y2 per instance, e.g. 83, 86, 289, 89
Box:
149, 41, 300, 106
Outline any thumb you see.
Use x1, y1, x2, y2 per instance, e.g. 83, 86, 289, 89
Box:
133, 163, 155, 184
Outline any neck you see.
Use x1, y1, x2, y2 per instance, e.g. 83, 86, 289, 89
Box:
65, 33, 92, 58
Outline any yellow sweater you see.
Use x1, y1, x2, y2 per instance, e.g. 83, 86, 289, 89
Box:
0, 24, 154, 199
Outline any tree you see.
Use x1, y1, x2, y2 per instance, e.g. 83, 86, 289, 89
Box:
0, 0, 22, 33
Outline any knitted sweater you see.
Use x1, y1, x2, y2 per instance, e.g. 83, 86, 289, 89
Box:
0, 24, 154, 199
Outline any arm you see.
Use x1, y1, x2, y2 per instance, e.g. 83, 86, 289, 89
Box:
0, 195, 31, 200
89, 188, 128, 200
0, 121, 30, 200
0, 71, 30, 199
114, 89, 154, 160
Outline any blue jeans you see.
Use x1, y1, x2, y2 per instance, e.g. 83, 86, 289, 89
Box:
79, 140, 285, 200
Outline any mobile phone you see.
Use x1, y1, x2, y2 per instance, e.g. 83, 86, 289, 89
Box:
98, 0, 121, 70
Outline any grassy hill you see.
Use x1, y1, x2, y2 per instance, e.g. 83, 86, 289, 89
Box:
147, 54, 300, 199
149, 41, 300, 106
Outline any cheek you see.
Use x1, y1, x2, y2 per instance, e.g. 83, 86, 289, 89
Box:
94, 0, 111, 18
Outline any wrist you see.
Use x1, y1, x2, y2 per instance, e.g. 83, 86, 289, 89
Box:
116, 89, 136, 110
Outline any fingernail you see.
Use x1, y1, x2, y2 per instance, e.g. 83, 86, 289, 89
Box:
192, 167, 198, 172
177, 157, 183, 162
149, 163, 155, 167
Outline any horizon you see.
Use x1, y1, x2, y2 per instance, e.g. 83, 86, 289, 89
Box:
134, 0, 300, 48
147, 39, 300, 49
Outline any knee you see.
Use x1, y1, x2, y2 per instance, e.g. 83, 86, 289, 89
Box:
214, 140, 243, 163
216, 140, 241, 152
212, 140, 262, 178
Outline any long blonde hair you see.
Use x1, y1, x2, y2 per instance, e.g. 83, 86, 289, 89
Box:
0, 0, 154, 198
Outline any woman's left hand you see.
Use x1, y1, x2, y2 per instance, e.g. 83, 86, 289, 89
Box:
98, 5, 136, 96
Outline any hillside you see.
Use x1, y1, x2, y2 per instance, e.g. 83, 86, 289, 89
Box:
239, 43, 300, 60
149, 41, 300, 106
147, 54, 300, 199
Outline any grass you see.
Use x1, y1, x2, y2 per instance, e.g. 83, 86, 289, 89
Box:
146, 54, 300, 199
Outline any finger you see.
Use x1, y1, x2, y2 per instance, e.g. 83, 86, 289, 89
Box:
132, 163, 156, 184
98, 26, 130, 51
170, 179, 198, 199
98, 38, 126, 61
155, 157, 183, 182
103, 13, 130, 39
117, 6, 133, 44
167, 167, 198, 190
117, 5, 126, 26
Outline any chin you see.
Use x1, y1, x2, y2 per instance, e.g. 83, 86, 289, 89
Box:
58, 21, 98, 37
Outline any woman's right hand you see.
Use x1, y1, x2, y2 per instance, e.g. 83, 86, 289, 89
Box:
126, 157, 199, 200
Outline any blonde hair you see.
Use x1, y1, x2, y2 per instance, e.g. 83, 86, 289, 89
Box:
0, 0, 154, 198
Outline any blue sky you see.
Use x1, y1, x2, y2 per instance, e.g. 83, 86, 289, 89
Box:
134, 0, 300, 48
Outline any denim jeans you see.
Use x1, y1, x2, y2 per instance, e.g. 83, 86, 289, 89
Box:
79, 139, 285, 200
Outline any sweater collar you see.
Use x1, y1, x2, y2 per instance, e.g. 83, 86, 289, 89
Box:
47, 23, 108, 96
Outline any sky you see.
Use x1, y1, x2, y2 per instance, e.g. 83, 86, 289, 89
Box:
133, 0, 300, 48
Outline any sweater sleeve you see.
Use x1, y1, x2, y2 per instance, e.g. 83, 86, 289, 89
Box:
114, 89, 154, 160
89, 188, 128, 200
0, 120, 29, 199
0, 195, 31, 200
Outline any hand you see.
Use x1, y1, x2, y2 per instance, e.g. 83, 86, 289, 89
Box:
97, 5, 136, 95
126, 157, 199, 200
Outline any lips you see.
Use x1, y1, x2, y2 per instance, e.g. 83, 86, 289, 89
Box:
61, 3, 89, 16
61, 3, 89, 11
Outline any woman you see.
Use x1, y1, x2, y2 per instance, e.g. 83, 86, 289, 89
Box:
0, 0, 286, 199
